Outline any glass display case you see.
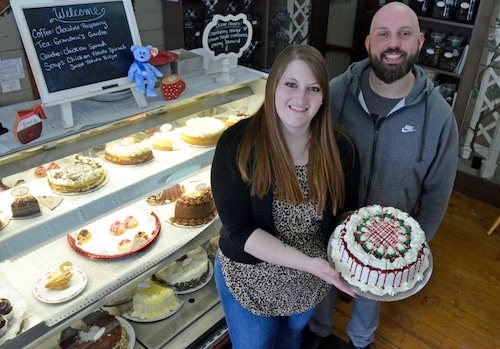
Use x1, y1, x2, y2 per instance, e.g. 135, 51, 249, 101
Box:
0, 66, 266, 348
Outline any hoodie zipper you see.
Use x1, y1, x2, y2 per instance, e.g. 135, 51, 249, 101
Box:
363, 116, 384, 206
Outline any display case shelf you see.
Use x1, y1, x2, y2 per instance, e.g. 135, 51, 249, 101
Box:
0, 66, 266, 348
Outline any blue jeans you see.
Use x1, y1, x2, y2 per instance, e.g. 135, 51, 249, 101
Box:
308, 286, 380, 348
214, 254, 318, 349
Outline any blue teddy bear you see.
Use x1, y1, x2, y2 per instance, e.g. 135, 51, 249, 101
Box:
128, 45, 163, 97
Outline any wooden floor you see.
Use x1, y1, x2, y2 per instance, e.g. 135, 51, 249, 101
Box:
332, 191, 500, 349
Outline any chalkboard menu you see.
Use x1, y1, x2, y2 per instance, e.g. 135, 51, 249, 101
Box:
11, 0, 141, 106
202, 13, 253, 60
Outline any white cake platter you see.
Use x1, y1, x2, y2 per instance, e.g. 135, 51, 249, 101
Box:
327, 235, 433, 302
32, 267, 87, 303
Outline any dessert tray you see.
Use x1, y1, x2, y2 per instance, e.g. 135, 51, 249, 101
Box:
122, 298, 184, 323
0, 289, 28, 344
327, 240, 433, 302
32, 267, 87, 304
67, 208, 161, 260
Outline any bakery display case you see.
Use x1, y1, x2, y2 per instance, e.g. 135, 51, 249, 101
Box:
0, 66, 266, 348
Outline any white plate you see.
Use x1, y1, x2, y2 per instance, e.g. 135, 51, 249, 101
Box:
0, 289, 28, 343
33, 267, 87, 303
117, 316, 135, 349
122, 298, 184, 323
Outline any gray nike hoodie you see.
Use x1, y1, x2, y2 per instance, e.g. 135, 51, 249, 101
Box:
330, 58, 458, 241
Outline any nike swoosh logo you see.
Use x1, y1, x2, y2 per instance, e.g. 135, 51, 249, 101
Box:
401, 125, 416, 133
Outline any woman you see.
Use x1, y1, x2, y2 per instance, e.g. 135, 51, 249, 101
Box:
211, 44, 359, 349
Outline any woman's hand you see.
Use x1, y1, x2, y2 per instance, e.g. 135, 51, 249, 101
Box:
309, 257, 356, 297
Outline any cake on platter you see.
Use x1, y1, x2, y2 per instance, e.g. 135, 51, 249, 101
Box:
104, 137, 154, 165
59, 310, 129, 349
151, 131, 174, 151
225, 113, 250, 128
146, 183, 185, 206
180, 117, 225, 146
10, 186, 40, 218
129, 281, 180, 320
153, 246, 210, 292
170, 186, 216, 226
330, 205, 431, 297
46, 155, 106, 193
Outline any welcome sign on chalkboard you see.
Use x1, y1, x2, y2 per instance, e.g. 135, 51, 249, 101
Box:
11, 0, 142, 108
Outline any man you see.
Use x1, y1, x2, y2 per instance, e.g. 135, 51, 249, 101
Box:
305, 2, 458, 349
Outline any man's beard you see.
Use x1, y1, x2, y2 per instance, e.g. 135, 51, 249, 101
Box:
369, 49, 419, 84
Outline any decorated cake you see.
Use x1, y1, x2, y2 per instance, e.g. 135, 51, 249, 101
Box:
146, 184, 185, 206
170, 187, 216, 226
59, 310, 129, 349
153, 246, 210, 292
10, 186, 40, 218
180, 117, 225, 146
105, 138, 153, 165
330, 205, 430, 296
130, 282, 179, 320
46, 155, 106, 193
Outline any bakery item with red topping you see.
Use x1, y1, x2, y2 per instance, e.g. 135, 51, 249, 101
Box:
124, 216, 138, 229
109, 221, 126, 236
34, 165, 47, 178
330, 205, 430, 296
118, 239, 132, 252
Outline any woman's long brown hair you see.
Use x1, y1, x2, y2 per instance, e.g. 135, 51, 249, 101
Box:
237, 44, 345, 215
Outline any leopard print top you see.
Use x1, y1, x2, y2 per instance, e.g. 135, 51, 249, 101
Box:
219, 165, 331, 316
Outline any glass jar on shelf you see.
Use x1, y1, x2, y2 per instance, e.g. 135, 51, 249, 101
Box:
410, 0, 433, 16
431, 0, 457, 20
438, 36, 463, 72
454, 0, 478, 24
420, 31, 446, 68
439, 82, 457, 105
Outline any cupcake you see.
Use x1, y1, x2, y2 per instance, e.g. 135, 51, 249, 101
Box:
0, 298, 12, 321
0, 315, 8, 337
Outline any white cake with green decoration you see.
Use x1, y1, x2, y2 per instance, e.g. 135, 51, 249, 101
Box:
330, 205, 430, 296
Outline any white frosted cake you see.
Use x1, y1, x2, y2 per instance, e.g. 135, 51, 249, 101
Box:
330, 205, 430, 296
180, 117, 225, 146
130, 282, 178, 320
153, 246, 209, 291
46, 155, 106, 193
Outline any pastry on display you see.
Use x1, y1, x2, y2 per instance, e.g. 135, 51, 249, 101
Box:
104, 138, 154, 165
117, 239, 132, 252
109, 221, 126, 236
153, 246, 210, 292
124, 216, 138, 229
330, 205, 431, 297
130, 282, 179, 320
0, 298, 13, 321
34, 165, 47, 178
46, 155, 106, 193
180, 117, 225, 146
207, 234, 220, 258
77, 229, 93, 244
45, 261, 74, 290
225, 113, 250, 127
59, 310, 129, 349
0, 315, 7, 338
146, 184, 185, 206
170, 186, 216, 226
151, 131, 173, 151
10, 186, 41, 218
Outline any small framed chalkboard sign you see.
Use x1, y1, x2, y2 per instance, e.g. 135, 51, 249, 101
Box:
202, 13, 253, 84
11, 0, 145, 127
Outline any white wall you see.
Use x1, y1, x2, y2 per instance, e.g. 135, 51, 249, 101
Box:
0, 0, 165, 107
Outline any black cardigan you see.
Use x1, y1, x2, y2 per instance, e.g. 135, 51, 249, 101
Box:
210, 118, 359, 264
